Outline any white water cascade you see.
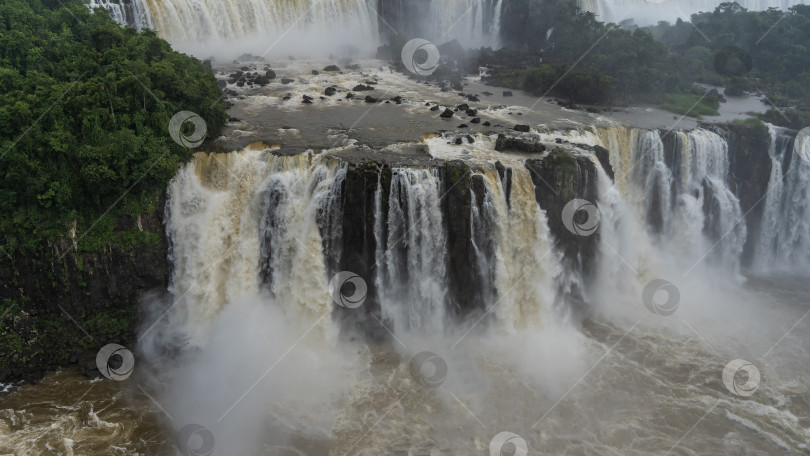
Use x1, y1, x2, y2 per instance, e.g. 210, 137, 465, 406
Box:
127, 124, 810, 454
578, 0, 809, 25
88, 0, 380, 56
753, 125, 810, 271
86, 0, 505, 56
375, 168, 449, 333
588, 127, 746, 277
425, 0, 504, 48
156, 148, 346, 347
477, 167, 559, 330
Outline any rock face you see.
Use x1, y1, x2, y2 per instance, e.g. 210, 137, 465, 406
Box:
0, 197, 170, 383
525, 148, 600, 306
713, 122, 773, 265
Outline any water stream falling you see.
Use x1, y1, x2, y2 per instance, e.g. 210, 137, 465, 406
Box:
376, 168, 448, 333
753, 125, 810, 271
86, 0, 505, 56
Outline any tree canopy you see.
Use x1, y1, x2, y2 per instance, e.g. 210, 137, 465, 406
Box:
0, 0, 226, 255
496, 0, 810, 126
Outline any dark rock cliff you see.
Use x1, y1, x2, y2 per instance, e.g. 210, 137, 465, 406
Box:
712, 122, 773, 265
0, 197, 170, 383
526, 148, 600, 305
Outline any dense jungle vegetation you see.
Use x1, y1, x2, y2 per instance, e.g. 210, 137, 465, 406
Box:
0, 0, 226, 257
498, 0, 810, 127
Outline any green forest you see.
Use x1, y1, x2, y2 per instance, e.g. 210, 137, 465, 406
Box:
498, 0, 810, 128
0, 0, 226, 257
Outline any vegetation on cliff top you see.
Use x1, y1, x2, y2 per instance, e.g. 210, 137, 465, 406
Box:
0, 0, 226, 258
496, 0, 810, 126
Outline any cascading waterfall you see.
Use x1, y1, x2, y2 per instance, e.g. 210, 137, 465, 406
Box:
375, 168, 448, 333
688, 129, 747, 268
752, 125, 789, 268
588, 127, 746, 276
754, 125, 810, 271
89, 0, 380, 56
87, 0, 504, 55
161, 147, 346, 346
425, 0, 504, 48
476, 167, 558, 330
133, 126, 810, 454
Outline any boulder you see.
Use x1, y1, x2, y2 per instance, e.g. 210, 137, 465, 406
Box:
440, 108, 454, 119
513, 125, 531, 132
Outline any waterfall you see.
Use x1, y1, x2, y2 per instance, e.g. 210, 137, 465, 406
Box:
88, 0, 380, 56
477, 167, 558, 330
588, 127, 746, 276
161, 147, 346, 346
753, 125, 810, 271
86, 0, 504, 54
376, 168, 448, 333
424, 0, 504, 47
578, 0, 810, 25
779, 131, 810, 270
752, 125, 789, 268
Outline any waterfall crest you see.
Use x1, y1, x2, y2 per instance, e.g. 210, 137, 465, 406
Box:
376, 168, 449, 333
753, 125, 810, 271
89, 0, 380, 55
163, 148, 346, 346
587, 127, 747, 277
87, 0, 505, 54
